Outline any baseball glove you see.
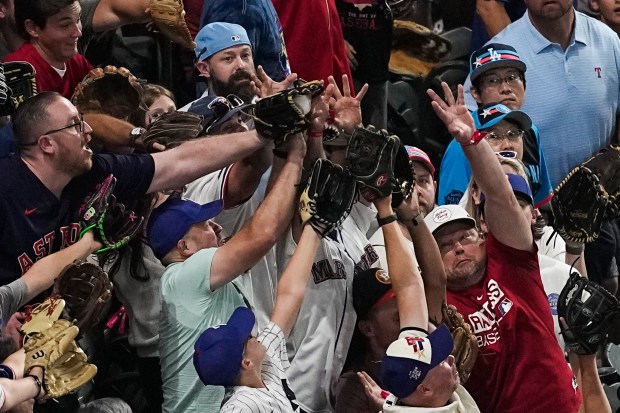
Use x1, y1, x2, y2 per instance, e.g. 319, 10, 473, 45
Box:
299, 159, 358, 236
346, 125, 400, 202
53, 261, 113, 332
442, 303, 478, 384
72, 65, 145, 119
140, 110, 205, 152
44, 341, 97, 399
0, 61, 37, 116
23, 320, 79, 374
20, 296, 66, 339
247, 80, 324, 143
551, 146, 620, 243
79, 174, 144, 253
391, 145, 415, 208
148, 0, 195, 50
557, 272, 620, 355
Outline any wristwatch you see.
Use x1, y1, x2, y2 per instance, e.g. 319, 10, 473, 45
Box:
129, 127, 146, 145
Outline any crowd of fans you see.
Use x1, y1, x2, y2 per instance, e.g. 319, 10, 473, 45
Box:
0, 0, 619, 412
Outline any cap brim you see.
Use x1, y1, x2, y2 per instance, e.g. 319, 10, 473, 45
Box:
428, 324, 454, 365
471, 60, 526, 83
194, 199, 225, 223
504, 110, 532, 132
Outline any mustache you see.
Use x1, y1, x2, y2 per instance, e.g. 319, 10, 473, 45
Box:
229, 70, 253, 83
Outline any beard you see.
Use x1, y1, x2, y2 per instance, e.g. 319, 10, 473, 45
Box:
210, 70, 255, 103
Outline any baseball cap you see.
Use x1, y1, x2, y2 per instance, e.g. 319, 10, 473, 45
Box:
193, 307, 255, 386
147, 197, 224, 259
405, 146, 435, 176
469, 43, 526, 84
381, 324, 454, 398
473, 103, 532, 132
423, 205, 476, 236
195, 22, 251, 61
352, 268, 395, 320
480, 173, 533, 205
187, 94, 252, 134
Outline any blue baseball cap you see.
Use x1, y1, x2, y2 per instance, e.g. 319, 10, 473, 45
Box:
381, 324, 454, 398
474, 103, 532, 132
470, 43, 526, 83
147, 197, 224, 259
193, 307, 255, 386
480, 173, 533, 205
187, 94, 252, 134
195, 22, 252, 61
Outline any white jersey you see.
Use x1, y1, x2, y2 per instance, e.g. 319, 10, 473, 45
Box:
281, 202, 379, 413
536, 225, 566, 263
221, 322, 300, 413
538, 253, 577, 350
184, 166, 277, 330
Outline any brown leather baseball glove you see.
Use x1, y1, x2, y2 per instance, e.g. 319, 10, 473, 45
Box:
148, 0, 196, 50
442, 302, 479, 384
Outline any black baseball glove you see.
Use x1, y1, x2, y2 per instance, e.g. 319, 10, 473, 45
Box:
299, 158, 358, 236
0, 61, 37, 116
391, 145, 415, 208
346, 125, 400, 202
557, 272, 620, 355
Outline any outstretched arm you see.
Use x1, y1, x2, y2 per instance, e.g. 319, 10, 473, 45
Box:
21, 232, 102, 303
210, 134, 305, 290
270, 225, 321, 337
396, 195, 446, 323
427, 82, 533, 251
375, 195, 428, 329
476, 0, 511, 38
0, 366, 44, 411
90, 0, 151, 33
148, 130, 266, 193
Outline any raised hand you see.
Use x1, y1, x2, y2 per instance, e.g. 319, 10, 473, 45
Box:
309, 83, 334, 132
357, 371, 386, 410
251, 65, 298, 98
426, 82, 476, 144
328, 74, 368, 134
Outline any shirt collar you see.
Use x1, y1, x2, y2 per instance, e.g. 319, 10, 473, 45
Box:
524, 8, 586, 54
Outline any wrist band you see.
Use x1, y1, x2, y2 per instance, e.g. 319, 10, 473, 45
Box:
411, 213, 423, 226
377, 213, 397, 227
272, 149, 288, 159
309, 130, 323, 138
460, 130, 487, 147
27, 374, 42, 399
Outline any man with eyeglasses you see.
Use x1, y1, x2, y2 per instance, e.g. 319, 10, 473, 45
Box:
425, 82, 583, 413
0, 91, 269, 287
438, 43, 553, 210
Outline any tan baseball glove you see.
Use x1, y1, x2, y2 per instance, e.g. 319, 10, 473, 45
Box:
148, 0, 196, 50
442, 303, 479, 384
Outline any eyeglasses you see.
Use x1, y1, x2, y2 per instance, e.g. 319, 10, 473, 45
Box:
479, 73, 523, 89
436, 229, 480, 255
43, 113, 85, 135
485, 129, 524, 144
207, 94, 245, 118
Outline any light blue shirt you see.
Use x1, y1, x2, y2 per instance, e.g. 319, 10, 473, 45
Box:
159, 248, 247, 412
464, 10, 620, 186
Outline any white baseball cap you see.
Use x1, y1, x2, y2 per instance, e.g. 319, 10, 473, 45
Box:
423, 205, 476, 235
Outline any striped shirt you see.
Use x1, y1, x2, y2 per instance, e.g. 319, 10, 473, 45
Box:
220, 322, 300, 413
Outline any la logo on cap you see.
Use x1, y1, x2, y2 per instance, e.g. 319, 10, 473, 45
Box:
432, 207, 452, 223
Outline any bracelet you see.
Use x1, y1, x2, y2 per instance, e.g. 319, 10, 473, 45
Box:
411, 213, 423, 226
460, 130, 487, 147
377, 213, 397, 227
26, 374, 43, 399
272, 148, 288, 159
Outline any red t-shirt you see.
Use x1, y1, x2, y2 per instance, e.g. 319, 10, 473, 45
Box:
271, 0, 353, 91
3, 43, 92, 99
447, 233, 581, 413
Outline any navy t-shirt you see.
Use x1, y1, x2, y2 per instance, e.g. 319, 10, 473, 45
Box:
0, 153, 155, 285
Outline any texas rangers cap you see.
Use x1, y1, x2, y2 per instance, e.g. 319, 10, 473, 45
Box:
480, 173, 533, 205
423, 205, 476, 236
193, 307, 255, 386
187, 94, 252, 134
195, 22, 251, 61
353, 268, 395, 320
469, 43, 526, 83
474, 103, 532, 132
381, 324, 454, 398
405, 146, 435, 176
147, 197, 224, 259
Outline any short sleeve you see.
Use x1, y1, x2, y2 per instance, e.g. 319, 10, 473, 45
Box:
168, 248, 218, 294
438, 140, 472, 205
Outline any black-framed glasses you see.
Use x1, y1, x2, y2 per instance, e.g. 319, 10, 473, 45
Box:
479, 73, 523, 89
485, 129, 524, 144
43, 113, 85, 135
207, 94, 245, 118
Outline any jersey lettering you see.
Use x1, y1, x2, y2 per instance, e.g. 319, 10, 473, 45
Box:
312, 259, 346, 283
59, 223, 80, 248
467, 279, 513, 349
17, 253, 35, 274
354, 244, 379, 276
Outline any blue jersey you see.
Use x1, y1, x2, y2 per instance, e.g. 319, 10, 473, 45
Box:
0, 153, 154, 285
